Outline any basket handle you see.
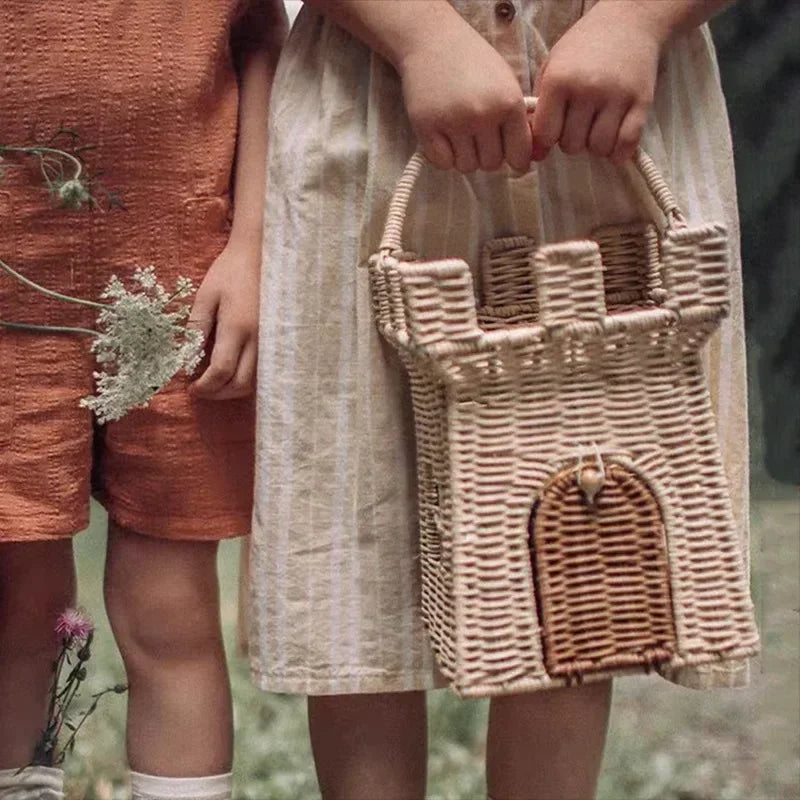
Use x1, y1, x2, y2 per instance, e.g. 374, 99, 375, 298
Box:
379, 96, 687, 253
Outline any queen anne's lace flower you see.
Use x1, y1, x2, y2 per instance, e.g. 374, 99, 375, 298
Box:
80, 267, 204, 423
56, 177, 91, 209
2, 142, 203, 423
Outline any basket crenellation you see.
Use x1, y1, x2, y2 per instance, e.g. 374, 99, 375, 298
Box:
534, 240, 607, 327
369, 220, 731, 375
400, 259, 482, 347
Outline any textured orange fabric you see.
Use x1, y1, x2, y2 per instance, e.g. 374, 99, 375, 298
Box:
0, 2, 256, 541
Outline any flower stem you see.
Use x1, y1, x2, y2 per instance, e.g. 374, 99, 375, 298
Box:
0, 320, 96, 336
0, 145, 83, 182
58, 659, 85, 699
43, 643, 70, 750
56, 686, 119, 763
54, 673, 84, 743
0, 258, 107, 309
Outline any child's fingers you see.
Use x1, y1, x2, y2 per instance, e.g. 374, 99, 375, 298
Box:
501, 108, 533, 173
475, 126, 504, 172
448, 132, 480, 173
190, 325, 245, 398
588, 102, 629, 158
529, 82, 566, 161
610, 104, 648, 164
188, 288, 219, 344
559, 98, 596, 155
420, 130, 455, 171
422, 131, 456, 169
213, 339, 257, 400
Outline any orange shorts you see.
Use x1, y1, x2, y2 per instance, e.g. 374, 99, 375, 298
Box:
0, 324, 254, 542
0, 191, 255, 543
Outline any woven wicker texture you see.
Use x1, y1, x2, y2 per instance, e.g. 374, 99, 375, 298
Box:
531, 463, 677, 680
368, 129, 759, 697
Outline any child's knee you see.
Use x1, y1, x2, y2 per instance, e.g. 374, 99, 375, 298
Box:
103, 534, 222, 667
106, 584, 223, 667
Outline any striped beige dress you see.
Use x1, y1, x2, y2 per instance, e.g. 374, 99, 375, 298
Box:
249, 0, 751, 694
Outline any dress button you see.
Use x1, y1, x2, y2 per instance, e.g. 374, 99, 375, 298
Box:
494, 0, 516, 22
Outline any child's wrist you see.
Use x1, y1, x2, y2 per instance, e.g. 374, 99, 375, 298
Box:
227, 225, 263, 260
593, 0, 675, 49
392, 4, 474, 76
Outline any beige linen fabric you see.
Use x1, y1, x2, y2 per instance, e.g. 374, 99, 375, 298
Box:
249, 0, 751, 694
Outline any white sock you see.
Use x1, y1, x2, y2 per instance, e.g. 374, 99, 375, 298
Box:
130, 771, 233, 800
0, 766, 64, 799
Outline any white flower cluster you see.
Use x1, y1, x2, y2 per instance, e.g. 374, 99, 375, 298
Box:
81, 266, 204, 423
56, 177, 91, 209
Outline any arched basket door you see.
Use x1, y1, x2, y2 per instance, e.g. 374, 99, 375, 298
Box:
529, 461, 678, 681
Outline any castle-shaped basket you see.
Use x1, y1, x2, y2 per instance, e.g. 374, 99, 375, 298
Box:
368, 124, 760, 697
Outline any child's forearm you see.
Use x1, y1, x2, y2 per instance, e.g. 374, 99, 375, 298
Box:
229, 46, 280, 248
189, 9, 286, 400
229, 0, 287, 247
597, 0, 735, 45
301, 0, 470, 72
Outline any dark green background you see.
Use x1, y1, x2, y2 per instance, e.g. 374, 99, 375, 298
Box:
711, 0, 800, 486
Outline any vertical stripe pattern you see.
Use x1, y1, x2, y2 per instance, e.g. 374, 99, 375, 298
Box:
249, 0, 750, 694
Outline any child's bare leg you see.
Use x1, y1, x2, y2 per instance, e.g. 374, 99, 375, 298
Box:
104, 523, 231, 775
0, 540, 76, 767
308, 691, 427, 800
486, 681, 612, 800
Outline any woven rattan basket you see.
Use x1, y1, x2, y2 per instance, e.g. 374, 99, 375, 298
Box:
368, 110, 760, 698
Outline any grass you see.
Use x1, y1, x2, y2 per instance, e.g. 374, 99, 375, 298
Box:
61, 483, 799, 800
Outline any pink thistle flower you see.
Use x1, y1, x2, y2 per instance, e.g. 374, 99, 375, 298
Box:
54, 608, 94, 642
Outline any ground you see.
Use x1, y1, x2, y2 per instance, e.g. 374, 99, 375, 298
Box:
61, 483, 798, 800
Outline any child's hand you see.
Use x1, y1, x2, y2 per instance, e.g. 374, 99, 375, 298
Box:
188, 239, 260, 400
531, 1, 665, 164
398, 23, 532, 173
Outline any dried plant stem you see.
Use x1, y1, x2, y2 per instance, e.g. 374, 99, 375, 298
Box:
0, 255, 101, 335
46, 647, 68, 725
58, 686, 121, 758
0, 319, 96, 336
54, 676, 83, 742
0, 145, 83, 182
0, 258, 106, 309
